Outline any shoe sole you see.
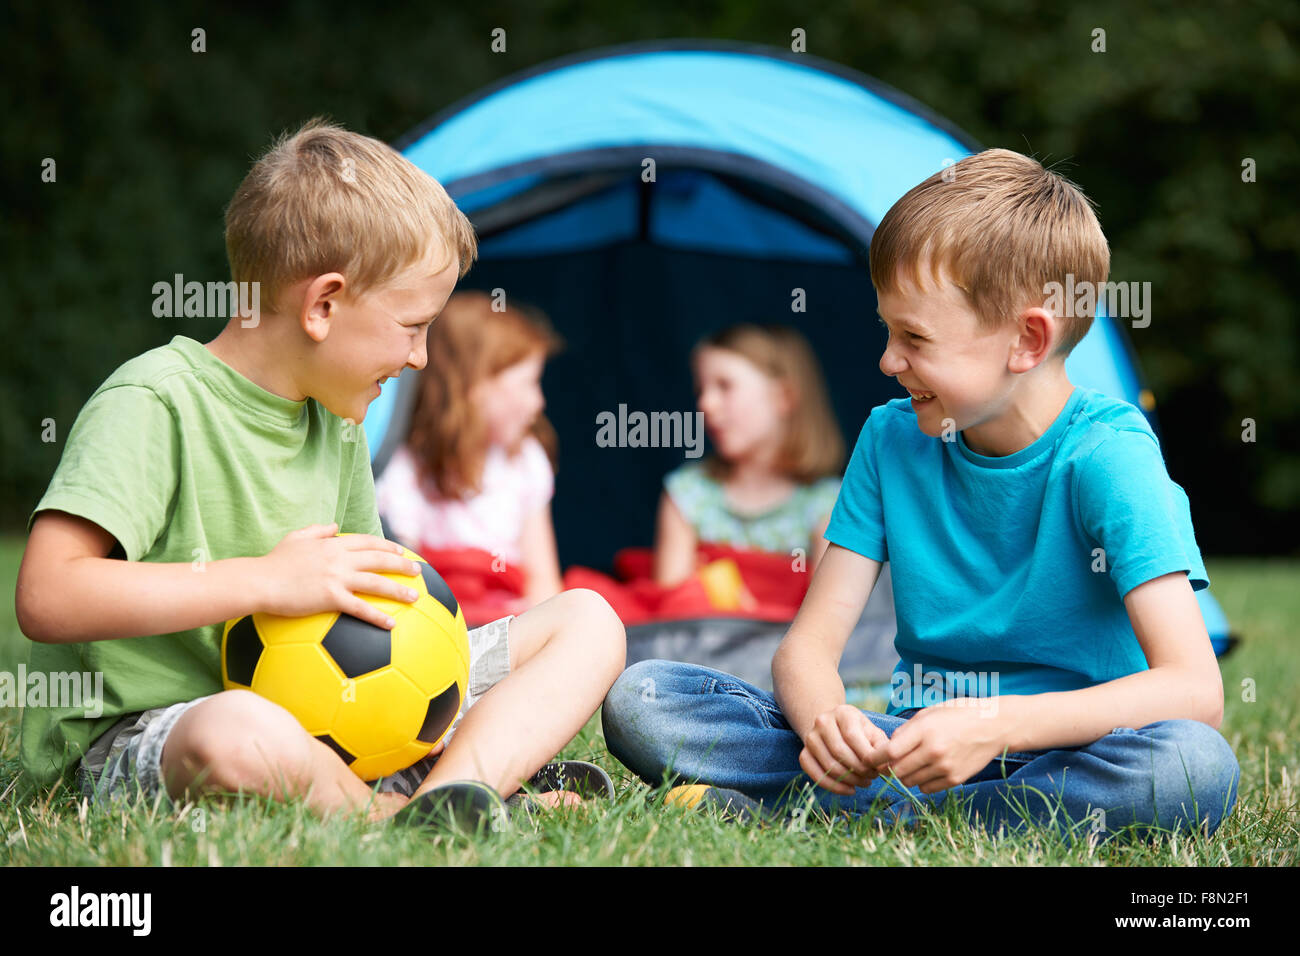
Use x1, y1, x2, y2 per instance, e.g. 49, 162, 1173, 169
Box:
505, 761, 617, 820
391, 780, 507, 834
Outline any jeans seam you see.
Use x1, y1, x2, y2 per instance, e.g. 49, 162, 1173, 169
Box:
709, 678, 781, 729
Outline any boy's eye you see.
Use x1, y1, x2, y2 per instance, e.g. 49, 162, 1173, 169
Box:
878, 317, 918, 338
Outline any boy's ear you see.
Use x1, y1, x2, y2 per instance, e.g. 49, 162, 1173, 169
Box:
298, 272, 347, 342
1009, 306, 1057, 372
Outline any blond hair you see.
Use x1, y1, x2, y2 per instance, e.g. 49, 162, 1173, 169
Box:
869, 148, 1110, 358
225, 117, 478, 313
408, 291, 563, 499
692, 323, 844, 484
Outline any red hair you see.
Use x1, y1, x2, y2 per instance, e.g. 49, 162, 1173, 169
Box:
407, 291, 563, 499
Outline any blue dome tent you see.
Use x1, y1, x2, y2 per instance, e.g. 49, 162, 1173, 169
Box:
365, 41, 1236, 685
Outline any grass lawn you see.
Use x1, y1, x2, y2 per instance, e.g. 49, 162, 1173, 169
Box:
1, 534, 1295, 866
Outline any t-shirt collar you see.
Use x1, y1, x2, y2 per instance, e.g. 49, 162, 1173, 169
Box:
169, 334, 309, 426
954, 386, 1083, 469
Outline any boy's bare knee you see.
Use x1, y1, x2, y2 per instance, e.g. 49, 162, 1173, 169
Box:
566, 587, 627, 667
566, 588, 624, 632
164, 689, 312, 795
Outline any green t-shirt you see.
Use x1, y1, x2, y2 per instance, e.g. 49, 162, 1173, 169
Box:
21, 334, 383, 789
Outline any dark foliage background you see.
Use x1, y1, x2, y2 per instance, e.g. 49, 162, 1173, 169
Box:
3, 0, 1297, 555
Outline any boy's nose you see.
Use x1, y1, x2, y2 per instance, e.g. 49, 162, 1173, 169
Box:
878, 341, 907, 377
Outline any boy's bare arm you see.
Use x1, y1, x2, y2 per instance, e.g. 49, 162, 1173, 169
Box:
995, 571, 1225, 753
17, 511, 258, 643
16, 511, 418, 644
772, 543, 881, 739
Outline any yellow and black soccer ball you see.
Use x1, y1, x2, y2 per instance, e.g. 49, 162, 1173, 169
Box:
221, 538, 469, 781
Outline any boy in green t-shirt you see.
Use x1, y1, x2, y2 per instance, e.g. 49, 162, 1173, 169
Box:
15, 119, 626, 829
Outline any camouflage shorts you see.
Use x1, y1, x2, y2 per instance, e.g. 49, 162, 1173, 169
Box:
76, 614, 514, 807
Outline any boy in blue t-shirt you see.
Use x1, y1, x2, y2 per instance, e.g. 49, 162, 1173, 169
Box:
601, 148, 1239, 840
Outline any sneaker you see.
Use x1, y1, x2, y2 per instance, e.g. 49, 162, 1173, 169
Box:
505, 760, 616, 821
663, 784, 764, 823
390, 780, 508, 835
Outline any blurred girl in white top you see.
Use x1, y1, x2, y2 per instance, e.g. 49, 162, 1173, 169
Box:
376, 290, 564, 614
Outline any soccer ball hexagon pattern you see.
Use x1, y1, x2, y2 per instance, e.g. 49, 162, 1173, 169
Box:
221, 540, 470, 781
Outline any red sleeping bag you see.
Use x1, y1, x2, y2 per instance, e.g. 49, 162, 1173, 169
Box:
417, 543, 811, 628
416, 545, 527, 628
561, 544, 810, 626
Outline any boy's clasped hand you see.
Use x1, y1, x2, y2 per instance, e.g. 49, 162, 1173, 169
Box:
800, 699, 1012, 795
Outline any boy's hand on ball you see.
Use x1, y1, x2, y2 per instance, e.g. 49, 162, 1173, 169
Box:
799, 705, 889, 795
257, 522, 422, 629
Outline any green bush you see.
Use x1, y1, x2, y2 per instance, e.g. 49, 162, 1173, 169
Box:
4, 1, 1296, 551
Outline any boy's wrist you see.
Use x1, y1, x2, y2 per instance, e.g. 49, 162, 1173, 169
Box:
772, 655, 843, 742
229, 555, 271, 617
992, 694, 1030, 752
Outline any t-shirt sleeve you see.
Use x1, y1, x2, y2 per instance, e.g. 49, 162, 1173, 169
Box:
340, 423, 384, 538
28, 384, 179, 562
1075, 429, 1209, 600
824, 413, 887, 562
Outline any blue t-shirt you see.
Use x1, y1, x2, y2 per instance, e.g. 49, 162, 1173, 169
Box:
825, 386, 1209, 715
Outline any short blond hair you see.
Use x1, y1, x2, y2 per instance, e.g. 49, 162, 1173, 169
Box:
225, 117, 478, 313
869, 148, 1110, 358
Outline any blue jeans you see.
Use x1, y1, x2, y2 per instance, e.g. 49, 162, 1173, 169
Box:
602, 660, 1241, 841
